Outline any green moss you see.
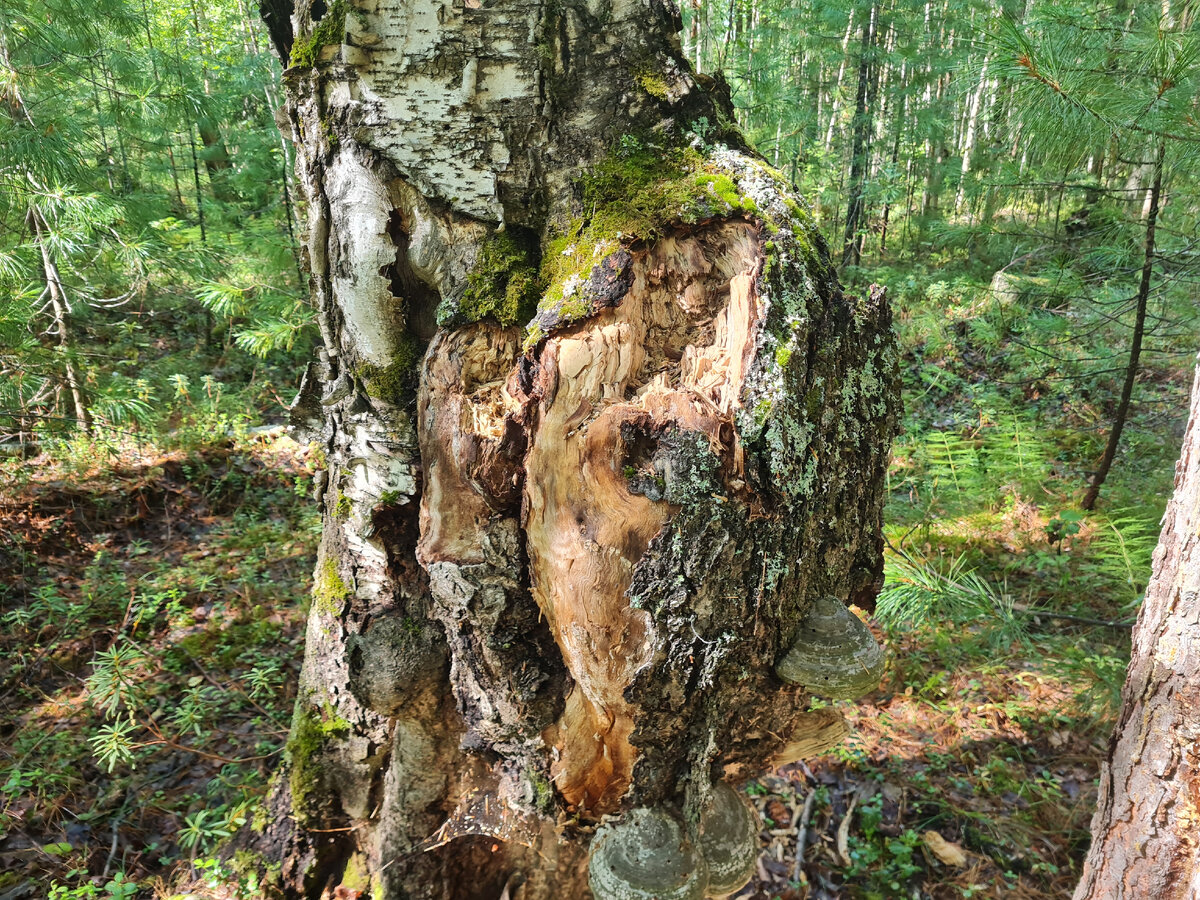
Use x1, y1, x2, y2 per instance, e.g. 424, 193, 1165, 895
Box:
521, 322, 546, 353
287, 706, 351, 824
529, 143, 766, 345
697, 172, 741, 208
753, 397, 774, 428
443, 231, 542, 328
633, 66, 671, 100
288, 0, 348, 68
333, 490, 352, 519
322, 119, 339, 151
529, 770, 555, 815
774, 346, 793, 368
577, 144, 723, 236
314, 558, 349, 615
359, 335, 420, 404
340, 853, 370, 892
527, 142, 824, 351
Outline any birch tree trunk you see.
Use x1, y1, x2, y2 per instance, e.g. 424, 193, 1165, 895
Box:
1074, 357, 1200, 898
250, 0, 899, 896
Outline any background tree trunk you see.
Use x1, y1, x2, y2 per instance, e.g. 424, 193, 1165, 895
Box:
1081, 137, 1164, 511
1074, 356, 1200, 898
841, 0, 878, 269
251, 0, 900, 896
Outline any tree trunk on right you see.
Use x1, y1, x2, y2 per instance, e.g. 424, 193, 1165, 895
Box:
1074, 357, 1200, 898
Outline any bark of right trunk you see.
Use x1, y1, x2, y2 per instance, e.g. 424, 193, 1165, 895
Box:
1074, 353, 1200, 897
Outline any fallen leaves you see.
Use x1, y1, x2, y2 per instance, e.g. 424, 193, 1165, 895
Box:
923, 830, 969, 867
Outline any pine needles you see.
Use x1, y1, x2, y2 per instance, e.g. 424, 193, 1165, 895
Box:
877, 549, 1031, 652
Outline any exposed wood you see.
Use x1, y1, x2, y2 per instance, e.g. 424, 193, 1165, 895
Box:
526, 226, 761, 812
255, 0, 901, 894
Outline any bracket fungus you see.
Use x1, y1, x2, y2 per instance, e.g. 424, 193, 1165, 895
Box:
588, 807, 708, 900
775, 596, 884, 699
696, 783, 761, 897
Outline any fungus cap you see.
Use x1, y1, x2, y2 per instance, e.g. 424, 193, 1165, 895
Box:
696, 783, 760, 896
588, 807, 708, 900
775, 596, 884, 699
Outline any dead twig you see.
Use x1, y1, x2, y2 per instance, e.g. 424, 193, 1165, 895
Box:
793, 779, 818, 884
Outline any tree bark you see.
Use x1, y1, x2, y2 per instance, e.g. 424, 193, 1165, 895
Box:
28, 206, 92, 435
1074, 355, 1200, 898
253, 0, 900, 896
954, 55, 989, 215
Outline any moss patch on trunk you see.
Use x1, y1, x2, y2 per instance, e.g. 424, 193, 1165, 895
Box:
287, 705, 351, 824
288, 0, 347, 68
438, 230, 542, 328
526, 140, 790, 348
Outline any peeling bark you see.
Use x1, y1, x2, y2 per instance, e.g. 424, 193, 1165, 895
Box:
1074, 359, 1200, 899
253, 0, 900, 896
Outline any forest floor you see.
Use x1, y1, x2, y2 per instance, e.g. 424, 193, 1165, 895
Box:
742, 626, 1109, 900
0, 429, 1134, 899
0, 434, 319, 899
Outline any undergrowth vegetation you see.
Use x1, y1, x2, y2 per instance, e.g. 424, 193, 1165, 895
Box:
756, 220, 1188, 896
0, 431, 319, 898
1, 0, 1196, 896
